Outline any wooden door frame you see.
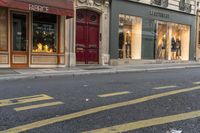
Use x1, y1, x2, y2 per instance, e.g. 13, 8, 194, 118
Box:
10, 11, 29, 68
76, 9, 100, 64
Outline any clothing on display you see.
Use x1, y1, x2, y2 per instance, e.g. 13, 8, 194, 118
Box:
125, 33, 131, 58
171, 36, 182, 60
171, 37, 176, 52
118, 32, 124, 58
162, 36, 167, 49
176, 39, 181, 58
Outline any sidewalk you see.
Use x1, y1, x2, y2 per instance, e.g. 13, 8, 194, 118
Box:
1, 62, 200, 81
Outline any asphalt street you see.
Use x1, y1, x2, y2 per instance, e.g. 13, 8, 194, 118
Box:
1, 68, 200, 133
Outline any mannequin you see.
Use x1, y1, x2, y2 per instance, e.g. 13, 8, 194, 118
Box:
171, 36, 176, 60
119, 32, 124, 59
125, 31, 131, 58
161, 34, 167, 59
176, 36, 181, 59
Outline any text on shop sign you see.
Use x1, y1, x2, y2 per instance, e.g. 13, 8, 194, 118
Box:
150, 10, 170, 19
29, 4, 49, 13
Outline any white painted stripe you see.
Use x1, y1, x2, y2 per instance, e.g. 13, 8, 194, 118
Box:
193, 82, 200, 85
153, 85, 177, 90
98, 91, 130, 98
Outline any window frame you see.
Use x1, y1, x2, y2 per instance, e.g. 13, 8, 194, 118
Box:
0, 7, 8, 51
31, 12, 59, 54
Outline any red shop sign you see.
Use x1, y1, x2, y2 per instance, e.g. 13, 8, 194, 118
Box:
0, 0, 74, 17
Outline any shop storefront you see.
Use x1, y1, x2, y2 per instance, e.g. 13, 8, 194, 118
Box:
0, 0, 73, 68
110, 0, 195, 65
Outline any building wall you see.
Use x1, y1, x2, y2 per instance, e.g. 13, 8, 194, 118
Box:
128, 0, 197, 15
110, 0, 196, 63
65, 0, 110, 66
196, 11, 200, 60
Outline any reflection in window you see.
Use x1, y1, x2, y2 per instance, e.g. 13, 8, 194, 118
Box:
0, 8, 7, 51
12, 14, 27, 51
118, 14, 142, 59
156, 22, 168, 59
32, 12, 57, 53
156, 21, 190, 60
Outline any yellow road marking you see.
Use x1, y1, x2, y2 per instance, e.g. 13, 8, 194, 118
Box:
98, 91, 130, 98
153, 85, 176, 90
193, 82, 200, 85
14, 101, 64, 111
1, 86, 200, 133
0, 94, 53, 107
83, 110, 200, 133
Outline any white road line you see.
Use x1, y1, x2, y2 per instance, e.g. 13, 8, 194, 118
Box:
153, 85, 177, 90
193, 82, 200, 85
98, 91, 130, 98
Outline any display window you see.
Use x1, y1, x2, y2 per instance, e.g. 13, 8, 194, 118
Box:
0, 8, 8, 51
156, 21, 190, 60
32, 12, 57, 53
118, 14, 142, 59
156, 21, 168, 60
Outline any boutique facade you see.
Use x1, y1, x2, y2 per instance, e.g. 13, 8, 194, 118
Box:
0, 0, 73, 68
110, 0, 196, 65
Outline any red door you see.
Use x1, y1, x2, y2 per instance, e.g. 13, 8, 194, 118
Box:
76, 9, 100, 64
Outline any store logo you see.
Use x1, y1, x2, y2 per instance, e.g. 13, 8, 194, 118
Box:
29, 4, 49, 13
150, 10, 170, 19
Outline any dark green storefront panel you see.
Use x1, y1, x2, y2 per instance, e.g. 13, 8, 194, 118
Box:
142, 19, 156, 59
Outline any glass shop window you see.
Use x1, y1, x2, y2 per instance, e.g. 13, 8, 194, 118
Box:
118, 14, 142, 59
0, 8, 8, 51
156, 21, 190, 60
32, 12, 57, 53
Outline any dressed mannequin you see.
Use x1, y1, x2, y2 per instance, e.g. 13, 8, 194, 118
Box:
125, 32, 131, 58
171, 36, 177, 60
119, 32, 124, 59
161, 34, 167, 59
176, 37, 181, 59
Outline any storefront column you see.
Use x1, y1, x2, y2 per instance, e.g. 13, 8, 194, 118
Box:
65, 18, 76, 67
196, 11, 200, 61
168, 24, 172, 60
99, 4, 110, 65
59, 16, 66, 66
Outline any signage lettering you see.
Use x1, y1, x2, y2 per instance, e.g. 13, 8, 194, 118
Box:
150, 10, 170, 19
29, 4, 49, 13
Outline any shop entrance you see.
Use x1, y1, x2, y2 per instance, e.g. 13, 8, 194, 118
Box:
10, 12, 29, 68
76, 9, 100, 64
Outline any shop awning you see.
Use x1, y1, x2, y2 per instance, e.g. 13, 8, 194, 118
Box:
0, 0, 74, 17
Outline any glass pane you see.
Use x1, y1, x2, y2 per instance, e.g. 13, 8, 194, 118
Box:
32, 12, 57, 53
118, 14, 142, 59
156, 22, 168, 60
170, 23, 190, 60
12, 14, 27, 51
0, 8, 7, 51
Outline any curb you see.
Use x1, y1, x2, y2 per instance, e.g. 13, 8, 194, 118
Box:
0, 65, 200, 81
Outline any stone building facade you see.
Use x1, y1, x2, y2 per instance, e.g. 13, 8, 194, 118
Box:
66, 0, 110, 66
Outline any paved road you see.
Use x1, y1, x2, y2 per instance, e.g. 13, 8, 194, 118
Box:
1, 68, 200, 133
